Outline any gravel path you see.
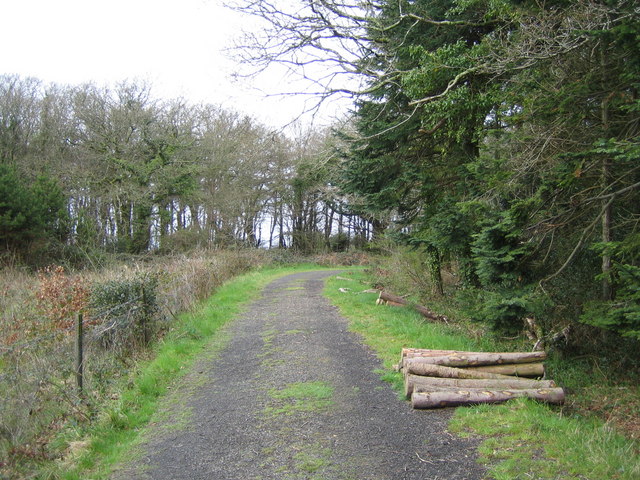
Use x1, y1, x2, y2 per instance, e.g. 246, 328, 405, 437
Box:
111, 270, 485, 480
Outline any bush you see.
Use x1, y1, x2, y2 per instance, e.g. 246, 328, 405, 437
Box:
328, 233, 349, 252
89, 274, 159, 351
36, 265, 89, 331
472, 287, 550, 334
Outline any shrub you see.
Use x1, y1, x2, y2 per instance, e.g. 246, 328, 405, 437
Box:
89, 274, 159, 351
581, 263, 640, 341
35, 265, 89, 331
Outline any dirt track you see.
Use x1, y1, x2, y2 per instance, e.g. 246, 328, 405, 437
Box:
111, 270, 484, 479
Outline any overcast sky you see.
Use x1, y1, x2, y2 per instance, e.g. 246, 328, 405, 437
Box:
2, 0, 347, 129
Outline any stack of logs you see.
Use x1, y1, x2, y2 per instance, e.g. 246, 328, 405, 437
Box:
397, 348, 565, 409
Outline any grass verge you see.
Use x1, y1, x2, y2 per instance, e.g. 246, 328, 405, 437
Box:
324, 270, 640, 480
324, 270, 501, 392
48, 263, 329, 480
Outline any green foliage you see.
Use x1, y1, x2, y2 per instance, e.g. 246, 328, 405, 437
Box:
74, 208, 101, 249
328, 232, 349, 252
337, 0, 640, 354
0, 164, 67, 250
581, 257, 640, 341
472, 211, 530, 288
473, 287, 550, 334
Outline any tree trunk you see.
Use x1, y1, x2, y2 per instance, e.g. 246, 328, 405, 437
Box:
465, 363, 545, 377
131, 198, 152, 253
402, 351, 547, 368
411, 388, 565, 409
404, 373, 556, 398
426, 245, 444, 296
404, 362, 515, 379
601, 47, 613, 301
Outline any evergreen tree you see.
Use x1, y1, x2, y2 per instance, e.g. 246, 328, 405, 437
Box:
0, 164, 67, 251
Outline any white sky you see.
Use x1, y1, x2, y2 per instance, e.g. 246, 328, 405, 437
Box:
1, 0, 348, 129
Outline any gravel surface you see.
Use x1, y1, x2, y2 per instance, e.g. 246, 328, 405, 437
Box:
111, 270, 485, 480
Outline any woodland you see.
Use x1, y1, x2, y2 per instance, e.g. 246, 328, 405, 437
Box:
5, 0, 637, 349
0, 75, 372, 257
226, 0, 640, 350
1, 0, 639, 476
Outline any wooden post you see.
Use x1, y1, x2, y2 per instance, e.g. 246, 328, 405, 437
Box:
141, 284, 149, 345
75, 313, 83, 394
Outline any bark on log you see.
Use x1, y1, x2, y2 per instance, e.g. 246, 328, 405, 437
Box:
411, 387, 565, 409
404, 373, 557, 398
402, 351, 547, 368
398, 348, 465, 369
378, 292, 447, 322
402, 348, 475, 358
405, 361, 515, 379
466, 363, 545, 377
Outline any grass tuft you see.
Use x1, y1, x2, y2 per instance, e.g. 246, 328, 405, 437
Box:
265, 381, 335, 417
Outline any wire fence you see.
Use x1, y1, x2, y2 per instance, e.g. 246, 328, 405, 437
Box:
0, 249, 268, 463
0, 293, 149, 383
0, 294, 145, 353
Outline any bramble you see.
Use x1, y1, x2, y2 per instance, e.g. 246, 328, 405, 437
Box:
36, 266, 89, 331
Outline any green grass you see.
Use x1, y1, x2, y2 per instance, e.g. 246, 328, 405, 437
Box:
293, 447, 333, 473
325, 270, 640, 480
450, 398, 639, 480
51, 263, 331, 480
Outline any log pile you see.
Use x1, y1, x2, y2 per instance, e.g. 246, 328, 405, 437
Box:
396, 348, 565, 409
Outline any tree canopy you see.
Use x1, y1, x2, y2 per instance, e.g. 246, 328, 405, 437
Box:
0, 75, 372, 262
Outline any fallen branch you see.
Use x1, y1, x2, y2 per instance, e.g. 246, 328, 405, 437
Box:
377, 291, 448, 322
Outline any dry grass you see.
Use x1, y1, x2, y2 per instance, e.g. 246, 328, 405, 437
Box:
0, 248, 270, 478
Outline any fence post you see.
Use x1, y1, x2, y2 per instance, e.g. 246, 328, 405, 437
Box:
76, 312, 83, 394
141, 284, 149, 345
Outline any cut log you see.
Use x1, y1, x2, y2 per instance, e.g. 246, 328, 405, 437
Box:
466, 362, 545, 377
402, 351, 547, 368
378, 291, 447, 322
411, 387, 565, 409
404, 373, 557, 398
398, 348, 465, 368
401, 348, 467, 359
405, 361, 515, 379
